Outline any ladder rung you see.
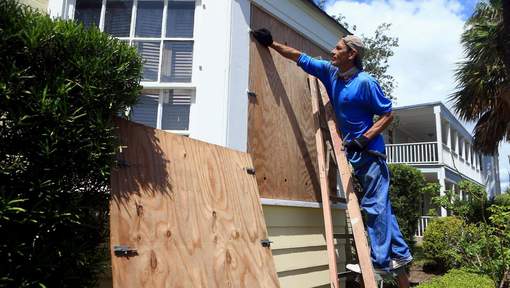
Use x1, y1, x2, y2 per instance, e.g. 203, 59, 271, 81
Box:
333, 233, 354, 239
329, 195, 346, 203
338, 270, 358, 279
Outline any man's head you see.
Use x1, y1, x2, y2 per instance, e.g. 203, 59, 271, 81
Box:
330, 35, 364, 70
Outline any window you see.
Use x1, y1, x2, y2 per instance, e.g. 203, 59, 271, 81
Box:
74, 0, 196, 133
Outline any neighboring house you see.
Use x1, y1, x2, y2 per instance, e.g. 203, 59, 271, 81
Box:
44, 1, 353, 287
382, 102, 501, 238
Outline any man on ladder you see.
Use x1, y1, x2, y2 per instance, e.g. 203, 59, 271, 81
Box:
251, 28, 413, 288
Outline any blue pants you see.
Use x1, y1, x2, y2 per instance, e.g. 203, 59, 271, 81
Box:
354, 156, 411, 270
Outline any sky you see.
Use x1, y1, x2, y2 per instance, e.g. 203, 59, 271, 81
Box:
320, 0, 509, 192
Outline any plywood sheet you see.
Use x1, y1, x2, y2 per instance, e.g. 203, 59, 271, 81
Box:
248, 5, 332, 202
110, 118, 279, 288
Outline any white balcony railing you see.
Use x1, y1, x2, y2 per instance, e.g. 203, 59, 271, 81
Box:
415, 216, 435, 237
385, 142, 438, 164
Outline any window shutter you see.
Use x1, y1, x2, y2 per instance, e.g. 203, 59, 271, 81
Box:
131, 92, 159, 128
75, 0, 102, 28
135, 41, 161, 82
161, 89, 192, 130
104, 0, 133, 37
135, 0, 164, 37
166, 1, 195, 38
160, 41, 193, 82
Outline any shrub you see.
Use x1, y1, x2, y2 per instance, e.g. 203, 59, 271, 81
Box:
388, 164, 427, 251
493, 193, 510, 207
416, 269, 495, 288
0, 1, 142, 287
432, 180, 488, 224
422, 217, 465, 270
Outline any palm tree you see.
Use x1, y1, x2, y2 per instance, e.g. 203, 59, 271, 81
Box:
450, 0, 509, 154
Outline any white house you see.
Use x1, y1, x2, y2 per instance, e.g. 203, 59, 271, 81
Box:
43, 0, 357, 287
383, 102, 501, 237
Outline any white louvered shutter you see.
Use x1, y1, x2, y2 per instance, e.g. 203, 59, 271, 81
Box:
131, 91, 159, 128
75, 0, 102, 28
104, 0, 132, 37
161, 89, 192, 130
166, 1, 195, 38
135, 0, 164, 37
160, 41, 193, 82
135, 41, 161, 82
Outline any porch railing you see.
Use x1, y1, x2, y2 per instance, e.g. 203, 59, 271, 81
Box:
385, 142, 438, 164
415, 216, 436, 237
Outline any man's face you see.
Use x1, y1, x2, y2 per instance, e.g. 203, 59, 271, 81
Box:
330, 39, 357, 67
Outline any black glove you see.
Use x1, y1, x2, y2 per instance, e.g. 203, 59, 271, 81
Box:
251, 28, 273, 47
344, 135, 370, 152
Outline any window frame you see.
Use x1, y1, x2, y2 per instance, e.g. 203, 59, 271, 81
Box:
69, 0, 198, 135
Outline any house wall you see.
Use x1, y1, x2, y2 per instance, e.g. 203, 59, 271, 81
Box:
225, 0, 346, 151
18, 0, 48, 11
389, 103, 501, 199
263, 205, 350, 288
46, 0, 345, 154
48, 1, 354, 286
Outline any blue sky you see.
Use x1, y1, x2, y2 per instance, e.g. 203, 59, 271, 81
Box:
317, 0, 479, 19
316, 0, 509, 192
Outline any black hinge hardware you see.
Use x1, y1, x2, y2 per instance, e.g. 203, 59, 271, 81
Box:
245, 167, 256, 175
116, 158, 130, 168
260, 239, 273, 248
113, 245, 138, 257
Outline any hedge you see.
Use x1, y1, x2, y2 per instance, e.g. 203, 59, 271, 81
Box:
0, 1, 142, 287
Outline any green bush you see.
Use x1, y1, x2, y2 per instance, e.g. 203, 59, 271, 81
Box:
388, 164, 427, 251
432, 180, 488, 224
423, 212, 510, 286
0, 1, 142, 287
422, 217, 466, 270
493, 193, 510, 207
416, 269, 495, 288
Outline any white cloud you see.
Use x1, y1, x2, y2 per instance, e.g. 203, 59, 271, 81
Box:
325, 0, 510, 193
325, 0, 465, 107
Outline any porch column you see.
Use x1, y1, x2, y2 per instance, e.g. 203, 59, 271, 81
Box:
453, 183, 460, 201
467, 143, 471, 165
446, 122, 452, 149
434, 106, 443, 163
454, 131, 459, 154
438, 168, 447, 216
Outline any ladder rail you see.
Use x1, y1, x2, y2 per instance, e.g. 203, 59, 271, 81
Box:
309, 76, 340, 288
310, 76, 378, 288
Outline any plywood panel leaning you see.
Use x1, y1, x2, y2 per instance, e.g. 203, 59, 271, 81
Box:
248, 5, 330, 202
110, 118, 280, 288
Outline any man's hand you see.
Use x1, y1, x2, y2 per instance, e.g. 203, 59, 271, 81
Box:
251, 28, 273, 47
344, 136, 370, 152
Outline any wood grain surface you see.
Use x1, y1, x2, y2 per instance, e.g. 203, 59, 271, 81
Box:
315, 80, 377, 288
110, 118, 280, 288
309, 76, 340, 288
248, 5, 332, 202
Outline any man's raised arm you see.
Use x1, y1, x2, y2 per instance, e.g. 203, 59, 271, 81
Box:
251, 28, 302, 62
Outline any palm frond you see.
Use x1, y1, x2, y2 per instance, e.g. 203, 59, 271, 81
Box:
450, 0, 509, 152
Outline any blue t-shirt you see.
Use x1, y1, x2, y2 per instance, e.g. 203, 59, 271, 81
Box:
297, 53, 392, 168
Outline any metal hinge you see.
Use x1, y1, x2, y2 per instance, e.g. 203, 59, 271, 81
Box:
260, 239, 273, 248
113, 245, 138, 257
116, 158, 130, 168
245, 167, 256, 175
